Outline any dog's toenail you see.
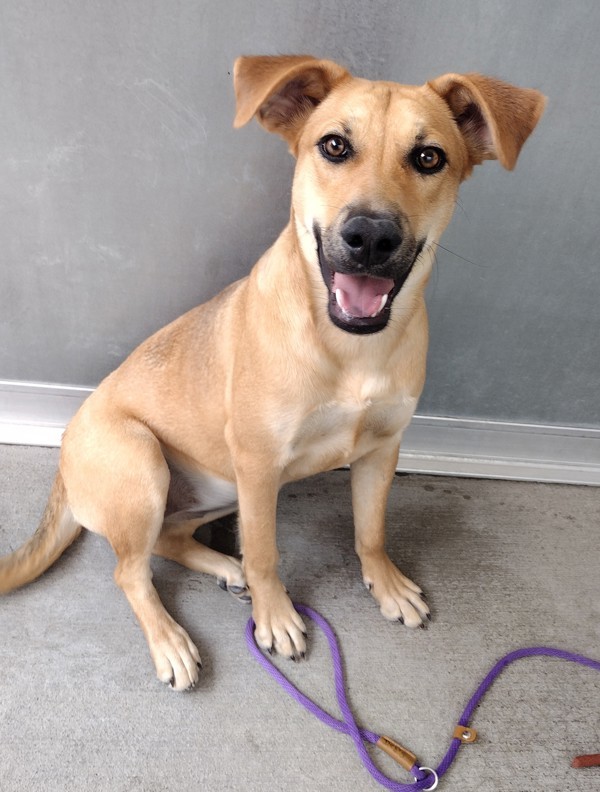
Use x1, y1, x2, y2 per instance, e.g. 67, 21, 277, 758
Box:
217, 578, 227, 591
398, 616, 405, 624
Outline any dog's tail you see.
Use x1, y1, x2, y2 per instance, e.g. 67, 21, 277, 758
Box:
0, 471, 81, 594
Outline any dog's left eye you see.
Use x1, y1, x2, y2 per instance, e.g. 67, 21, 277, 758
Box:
411, 146, 446, 174
319, 134, 352, 162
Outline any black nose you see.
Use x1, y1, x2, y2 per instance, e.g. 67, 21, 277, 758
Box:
340, 215, 402, 268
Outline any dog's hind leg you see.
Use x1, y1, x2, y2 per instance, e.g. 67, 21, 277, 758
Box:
63, 418, 202, 691
153, 518, 250, 602
111, 528, 203, 691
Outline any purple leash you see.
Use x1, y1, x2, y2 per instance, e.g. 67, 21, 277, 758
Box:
245, 604, 600, 791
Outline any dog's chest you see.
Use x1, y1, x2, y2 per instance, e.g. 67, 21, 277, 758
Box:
282, 384, 416, 479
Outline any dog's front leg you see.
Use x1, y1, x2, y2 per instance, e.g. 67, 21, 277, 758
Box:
236, 471, 307, 659
351, 442, 430, 628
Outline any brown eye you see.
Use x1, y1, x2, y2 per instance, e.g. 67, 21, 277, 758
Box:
412, 145, 446, 174
319, 134, 352, 162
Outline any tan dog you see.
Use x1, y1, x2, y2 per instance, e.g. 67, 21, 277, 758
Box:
0, 56, 545, 690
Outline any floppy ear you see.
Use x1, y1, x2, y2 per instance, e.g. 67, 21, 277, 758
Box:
233, 55, 350, 151
428, 73, 546, 172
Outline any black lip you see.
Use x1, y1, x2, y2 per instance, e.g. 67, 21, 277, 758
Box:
315, 227, 422, 335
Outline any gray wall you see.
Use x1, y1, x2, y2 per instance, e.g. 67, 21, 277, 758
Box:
1, 0, 598, 428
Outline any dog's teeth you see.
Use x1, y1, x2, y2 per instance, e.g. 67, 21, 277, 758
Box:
335, 288, 344, 308
371, 294, 388, 317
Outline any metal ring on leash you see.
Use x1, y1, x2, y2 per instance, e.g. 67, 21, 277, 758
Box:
415, 767, 439, 791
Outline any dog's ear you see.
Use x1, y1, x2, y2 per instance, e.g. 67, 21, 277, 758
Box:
233, 55, 350, 150
428, 73, 546, 172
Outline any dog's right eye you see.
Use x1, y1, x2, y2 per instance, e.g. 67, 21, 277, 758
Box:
318, 134, 352, 163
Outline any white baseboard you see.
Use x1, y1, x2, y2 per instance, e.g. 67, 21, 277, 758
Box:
1, 379, 599, 485
0, 380, 92, 447
399, 415, 600, 485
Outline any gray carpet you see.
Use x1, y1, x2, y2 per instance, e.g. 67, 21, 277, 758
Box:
1, 445, 598, 791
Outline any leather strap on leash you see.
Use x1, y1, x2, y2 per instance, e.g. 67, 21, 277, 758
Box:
572, 754, 600, 768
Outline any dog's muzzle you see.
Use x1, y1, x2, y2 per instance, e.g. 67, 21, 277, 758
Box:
315, 214, 424, 335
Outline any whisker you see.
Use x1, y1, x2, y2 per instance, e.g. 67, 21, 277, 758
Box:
454, 197, 469, 220
432, 242, 483, 268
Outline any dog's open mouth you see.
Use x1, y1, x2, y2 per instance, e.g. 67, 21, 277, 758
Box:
316, 230, 416, 335
329, 271, 396, 333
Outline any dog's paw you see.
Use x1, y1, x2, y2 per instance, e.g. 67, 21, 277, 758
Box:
362, 552, 430, 628
216, 557, 251, 603
148, 617, 203, 692
251, 582, 306, 660
218, 576, 252, 603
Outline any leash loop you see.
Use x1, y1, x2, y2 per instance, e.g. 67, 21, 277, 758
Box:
246, 603, 600, 790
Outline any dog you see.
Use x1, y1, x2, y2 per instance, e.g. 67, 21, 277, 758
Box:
0, 55, 545, 690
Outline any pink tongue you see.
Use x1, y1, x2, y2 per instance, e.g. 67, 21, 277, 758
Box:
332, 273, 394, 318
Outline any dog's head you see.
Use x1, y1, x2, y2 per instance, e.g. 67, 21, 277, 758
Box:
234, 56, 545, 335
